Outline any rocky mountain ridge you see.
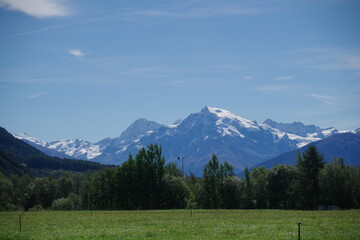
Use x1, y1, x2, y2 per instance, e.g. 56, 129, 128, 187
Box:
14, 106, 354, 175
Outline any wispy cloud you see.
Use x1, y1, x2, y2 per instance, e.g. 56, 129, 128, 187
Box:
0, 0, 70, 18
6, 1, 268, 37
341, 54, 360, 71
274, 75, 294, 81
118, 1, 267, 20
256, 85, 292, 91
310, 93, 337, 105
26, 92, 48, 98
69, 49, 85, 57
280, 48, 360, 72
125, 6, 263, 19
9, 22, 73, 37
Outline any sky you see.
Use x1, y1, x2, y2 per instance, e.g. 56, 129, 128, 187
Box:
0, 0, 359, 142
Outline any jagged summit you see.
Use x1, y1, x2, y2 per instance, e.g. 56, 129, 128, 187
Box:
118, 118, 162, 142
201, 106, 239, 119
263, 119, 338, 138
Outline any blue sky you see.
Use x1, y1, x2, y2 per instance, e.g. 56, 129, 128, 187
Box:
0, 0, 359, 142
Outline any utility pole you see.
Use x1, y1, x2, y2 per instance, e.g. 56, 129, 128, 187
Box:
178, 156, 185, 176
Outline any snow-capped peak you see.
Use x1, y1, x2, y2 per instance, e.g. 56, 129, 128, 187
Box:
204, 106, 259, 130
319, 127, 338, 137
13, 132, 47, 147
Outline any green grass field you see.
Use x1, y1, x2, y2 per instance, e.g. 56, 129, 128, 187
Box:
1, 210, 359, 240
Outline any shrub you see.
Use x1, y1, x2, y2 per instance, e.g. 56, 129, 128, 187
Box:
51, 194, 81, 210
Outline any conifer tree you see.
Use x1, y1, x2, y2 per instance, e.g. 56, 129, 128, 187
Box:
295, 145, 325, 210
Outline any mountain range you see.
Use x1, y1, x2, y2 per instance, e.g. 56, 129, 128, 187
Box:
0, 127, 107, 175
13, 106, 358, 175
257, 130, 360, 169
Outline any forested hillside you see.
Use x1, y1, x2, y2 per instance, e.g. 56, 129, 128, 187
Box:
0, 150, 32, 176
0, 127, 108, 173
1, 143, 359, 211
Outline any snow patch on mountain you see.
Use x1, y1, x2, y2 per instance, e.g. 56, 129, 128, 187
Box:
168, 119, 183, 128
220, 125, 245, 138
116, 145, 129, 154
260, 124, 320, 148
46, 139, 102, 159
207, 106, 259, 130
14, 132, 47, 147
319, 127, 338, 137
263, 119, 339, 138
13, 133, 103, 159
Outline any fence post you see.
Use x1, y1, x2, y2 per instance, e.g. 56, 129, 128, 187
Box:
297, 223, 301, 240
19, 214, 22, 231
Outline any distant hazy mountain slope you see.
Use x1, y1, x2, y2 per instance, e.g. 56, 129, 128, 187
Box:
256, 130, 360, 168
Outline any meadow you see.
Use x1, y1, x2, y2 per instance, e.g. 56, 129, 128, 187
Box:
1, 210, 359, 240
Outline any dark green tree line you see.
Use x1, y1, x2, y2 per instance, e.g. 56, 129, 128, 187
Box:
1, 144, 360, 211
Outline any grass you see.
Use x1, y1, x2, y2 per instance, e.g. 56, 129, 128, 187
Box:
0, 209, 359, 240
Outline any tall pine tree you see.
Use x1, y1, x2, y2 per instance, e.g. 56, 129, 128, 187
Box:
295, 145, 325, 210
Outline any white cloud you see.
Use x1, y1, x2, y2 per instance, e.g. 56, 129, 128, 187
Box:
310, 93, 337, 105
26, 92, 48, 98
0, 0, 70, 18
69, 49, 84, 57
274, 75, 294, 81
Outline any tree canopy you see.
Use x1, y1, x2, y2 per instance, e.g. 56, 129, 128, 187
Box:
1, 144, 360, 211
